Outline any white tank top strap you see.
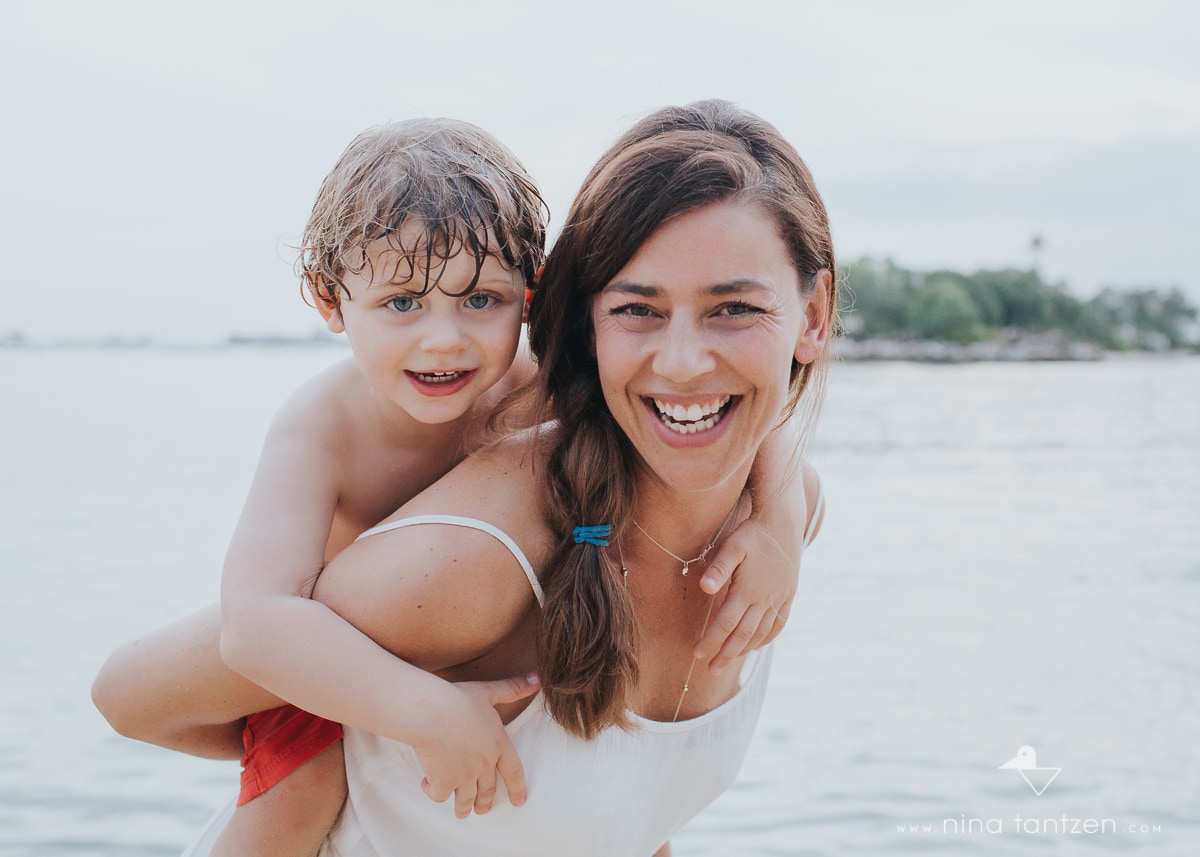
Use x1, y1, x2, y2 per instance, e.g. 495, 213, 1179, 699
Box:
803, 476, 824, 548
355, 515, 544, 607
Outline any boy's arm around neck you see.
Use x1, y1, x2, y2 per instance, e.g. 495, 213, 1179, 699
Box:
693, 419, 810, 671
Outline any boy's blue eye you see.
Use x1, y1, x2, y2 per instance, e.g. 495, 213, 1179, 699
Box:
389, 295, 417, 313
466, 292, 494, 309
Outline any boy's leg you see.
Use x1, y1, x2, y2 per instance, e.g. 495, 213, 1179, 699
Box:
210, 740, 348, 857
92, 603, 284, 757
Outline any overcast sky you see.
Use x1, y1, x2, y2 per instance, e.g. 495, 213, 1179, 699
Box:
4, 0, 1198, 341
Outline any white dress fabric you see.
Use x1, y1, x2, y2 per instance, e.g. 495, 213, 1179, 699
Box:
183, 497, 824, 857
319, 514, 784, 857
323, 651, 771, 856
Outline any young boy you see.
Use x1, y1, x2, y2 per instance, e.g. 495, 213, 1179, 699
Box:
92, 119, 803, 856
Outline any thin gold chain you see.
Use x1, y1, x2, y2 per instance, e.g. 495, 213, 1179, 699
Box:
671, 598, 717, 721
632, 501, 740, 576
619, 497, 742, 722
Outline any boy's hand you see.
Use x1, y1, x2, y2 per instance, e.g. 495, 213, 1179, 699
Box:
413, 673, 540, 818
695, 518, 797, 676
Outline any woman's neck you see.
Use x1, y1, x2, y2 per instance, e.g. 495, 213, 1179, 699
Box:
629, 474, 750, 563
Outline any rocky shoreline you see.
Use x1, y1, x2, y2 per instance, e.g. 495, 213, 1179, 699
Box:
834, 331, 1105, 362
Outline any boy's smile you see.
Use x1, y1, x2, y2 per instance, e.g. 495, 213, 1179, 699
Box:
405, 368, 478, 397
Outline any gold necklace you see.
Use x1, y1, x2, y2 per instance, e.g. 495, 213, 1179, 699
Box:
618, 499, 741, 721
632, 519, 723, 577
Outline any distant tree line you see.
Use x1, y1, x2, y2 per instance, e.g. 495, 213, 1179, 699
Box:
839, 258, 1199, 351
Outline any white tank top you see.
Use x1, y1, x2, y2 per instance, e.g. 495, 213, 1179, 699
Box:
183, 496, 824, 857
318, 506, 828, 857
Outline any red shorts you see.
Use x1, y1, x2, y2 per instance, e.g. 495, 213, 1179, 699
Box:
238, 705, 344, 805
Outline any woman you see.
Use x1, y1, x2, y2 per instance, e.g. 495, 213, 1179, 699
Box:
299, 98, 837, 855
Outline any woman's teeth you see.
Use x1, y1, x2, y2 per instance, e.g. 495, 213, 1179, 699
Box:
414, 370, 467, 384
651, 395, 732, 434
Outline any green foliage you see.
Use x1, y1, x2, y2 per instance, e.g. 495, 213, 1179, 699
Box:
1085, 287, 1199, 350
904, 277, 982, 344
974, 269, 1053, 329
840, 259, 914, 338
839, 256, 1198, 350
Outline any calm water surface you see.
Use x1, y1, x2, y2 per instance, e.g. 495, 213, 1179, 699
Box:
1, 348, 1197, 856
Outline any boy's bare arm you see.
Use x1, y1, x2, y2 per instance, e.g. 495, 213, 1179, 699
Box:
693, 421, 807, 674
91, 396, 343, 754
217, 414, 540, 816
216, 417, 450, 723
94, 391, 538, 814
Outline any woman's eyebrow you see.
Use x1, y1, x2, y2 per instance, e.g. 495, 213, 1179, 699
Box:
602, 279, 774, 297
709, 279, 774, 296
602, 281, 660, 298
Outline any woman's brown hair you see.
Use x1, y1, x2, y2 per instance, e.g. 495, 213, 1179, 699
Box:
527, 99, 838, 738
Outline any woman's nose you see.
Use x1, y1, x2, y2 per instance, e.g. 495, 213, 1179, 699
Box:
652, 317, 716, 383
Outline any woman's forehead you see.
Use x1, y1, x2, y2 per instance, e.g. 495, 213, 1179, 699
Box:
605, 201, 796, 294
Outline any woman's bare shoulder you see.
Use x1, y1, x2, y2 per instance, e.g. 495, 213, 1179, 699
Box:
423, 424, 551, 507
312, 427, 557, 670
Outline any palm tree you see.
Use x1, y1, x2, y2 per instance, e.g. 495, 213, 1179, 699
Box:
1030, 233, 1045, 276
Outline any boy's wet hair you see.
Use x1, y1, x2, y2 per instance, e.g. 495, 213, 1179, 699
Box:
300, 118, 547, 306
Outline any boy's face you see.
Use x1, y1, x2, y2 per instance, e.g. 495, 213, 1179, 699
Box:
323, 232, 526, 426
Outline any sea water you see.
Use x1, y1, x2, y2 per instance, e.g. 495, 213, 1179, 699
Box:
1, 348, 1197, 856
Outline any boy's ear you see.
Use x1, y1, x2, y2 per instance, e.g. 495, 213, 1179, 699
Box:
793, 268, 832, 365
523, 265, 542, 324
312, 280, 345, 334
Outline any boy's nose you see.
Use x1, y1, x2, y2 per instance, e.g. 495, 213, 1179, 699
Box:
419, 314, 470, 353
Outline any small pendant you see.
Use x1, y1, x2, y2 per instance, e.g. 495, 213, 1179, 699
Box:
681, 563, 690, 576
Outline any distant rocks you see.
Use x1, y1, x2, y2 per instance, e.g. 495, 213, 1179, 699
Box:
835, 330, 1105, 362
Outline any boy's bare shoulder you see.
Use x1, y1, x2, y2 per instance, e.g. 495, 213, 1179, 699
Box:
266, 358, 362, 448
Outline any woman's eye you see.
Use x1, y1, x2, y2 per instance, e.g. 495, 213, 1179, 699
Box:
613, 303, 653, 318
388, 295, 417, 313
717, 302, 763, 318
466, 292, 495, 310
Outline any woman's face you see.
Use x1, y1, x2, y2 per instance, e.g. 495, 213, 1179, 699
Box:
591, 199, 826, 494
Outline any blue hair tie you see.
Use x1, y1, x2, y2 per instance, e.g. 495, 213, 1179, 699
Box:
573, 525, 611, 546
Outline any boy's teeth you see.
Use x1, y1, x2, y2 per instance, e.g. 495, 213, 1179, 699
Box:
416, 371, 464, 383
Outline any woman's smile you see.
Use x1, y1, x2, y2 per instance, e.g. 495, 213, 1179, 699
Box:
646, 394, 737, 436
